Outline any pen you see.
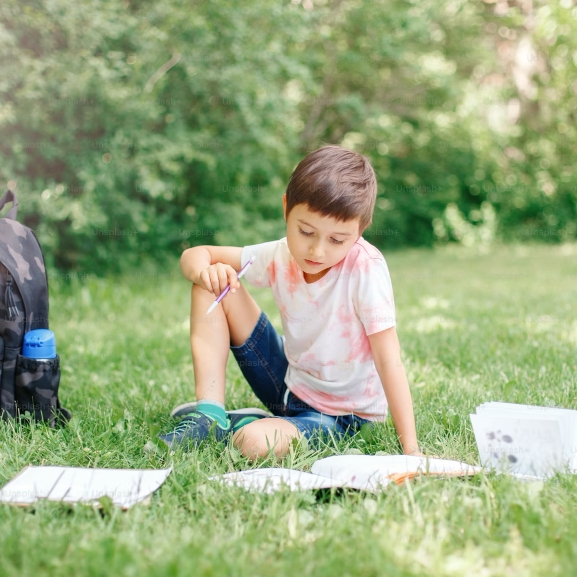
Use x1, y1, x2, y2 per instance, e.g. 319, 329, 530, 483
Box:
206, 254, 257, 315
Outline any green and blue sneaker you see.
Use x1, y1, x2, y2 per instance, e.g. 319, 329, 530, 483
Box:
159, 410, 233, 448
170, 401, 272, 433
159, 402, 273, 448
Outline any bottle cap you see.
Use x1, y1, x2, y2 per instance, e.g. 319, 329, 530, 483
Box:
23, 329, 57, 359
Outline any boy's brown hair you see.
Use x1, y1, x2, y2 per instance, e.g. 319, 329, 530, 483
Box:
284, 145, 377, 236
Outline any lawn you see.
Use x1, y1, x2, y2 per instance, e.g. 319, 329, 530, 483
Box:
1, 241, 576, 577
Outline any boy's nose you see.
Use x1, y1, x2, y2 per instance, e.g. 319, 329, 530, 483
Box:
307, 239, 327, 258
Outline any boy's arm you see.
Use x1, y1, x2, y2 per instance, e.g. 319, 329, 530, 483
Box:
368, 326, 422, 456
180, 246, 242, 283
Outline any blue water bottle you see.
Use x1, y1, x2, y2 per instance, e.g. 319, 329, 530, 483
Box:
22, 329, 57, 361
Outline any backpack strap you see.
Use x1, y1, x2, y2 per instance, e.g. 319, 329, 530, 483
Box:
0, 189, 19, 221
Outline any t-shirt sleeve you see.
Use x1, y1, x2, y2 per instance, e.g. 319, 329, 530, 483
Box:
240, 239, 280, 288
352, 257, 396, 335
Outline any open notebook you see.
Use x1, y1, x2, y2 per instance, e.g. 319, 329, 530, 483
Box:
0, 466, 172, 509
210, 455, 481, 494
471, 402, 577, 479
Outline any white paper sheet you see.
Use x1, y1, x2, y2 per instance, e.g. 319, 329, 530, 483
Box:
209, 467, 343, 494
311, 455, 481, 491
475, 402, 577, 470
471, 412, 566, 479
0, 466, 173, 509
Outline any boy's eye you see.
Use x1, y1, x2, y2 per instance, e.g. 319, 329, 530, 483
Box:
298, 228, 344, 245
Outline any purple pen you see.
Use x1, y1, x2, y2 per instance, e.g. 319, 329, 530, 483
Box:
206, 254, 257, 315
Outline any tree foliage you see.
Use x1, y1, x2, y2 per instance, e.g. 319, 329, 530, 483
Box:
1, 0, 575, 274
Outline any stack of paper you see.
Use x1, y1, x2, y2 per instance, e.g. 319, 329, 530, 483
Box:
470, 402, 577, 479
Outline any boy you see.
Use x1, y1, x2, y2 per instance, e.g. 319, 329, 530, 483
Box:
160, 145, 422, 459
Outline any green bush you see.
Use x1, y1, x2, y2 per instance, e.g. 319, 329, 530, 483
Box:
1, 0, 575, 275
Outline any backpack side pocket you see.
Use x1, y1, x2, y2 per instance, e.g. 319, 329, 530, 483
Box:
0, 337, 4, 418
15, 354, 61, 427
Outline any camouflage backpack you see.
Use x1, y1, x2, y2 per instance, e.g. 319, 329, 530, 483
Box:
0, 189, 71, 427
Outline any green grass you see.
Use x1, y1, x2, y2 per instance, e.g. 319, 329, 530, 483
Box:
1, 241, 576, 577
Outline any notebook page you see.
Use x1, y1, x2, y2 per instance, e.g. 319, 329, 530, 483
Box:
471, 413, 565, 478
209, 468, 343, 494
310, 455, 481, 491
476, 404, 572, 458
476, 403, 577, 470
0, 466, 173, 508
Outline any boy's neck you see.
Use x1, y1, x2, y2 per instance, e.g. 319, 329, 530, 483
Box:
303, 267, 331, 284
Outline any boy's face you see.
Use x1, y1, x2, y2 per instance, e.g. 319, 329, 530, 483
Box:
283, 194, 362, 280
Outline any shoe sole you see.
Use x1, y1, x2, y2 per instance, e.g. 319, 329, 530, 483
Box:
170, 401, 273, 419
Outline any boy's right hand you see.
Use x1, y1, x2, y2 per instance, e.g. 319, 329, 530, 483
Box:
197, 263, 240, 297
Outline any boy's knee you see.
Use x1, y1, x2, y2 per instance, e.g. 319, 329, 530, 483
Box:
192, 282, 209, 296
232, 421, 277, 459
191, 283, 210, 304
232, 418, 301, 460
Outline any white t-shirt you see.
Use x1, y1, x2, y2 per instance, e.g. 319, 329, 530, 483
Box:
240, 236, 396, 421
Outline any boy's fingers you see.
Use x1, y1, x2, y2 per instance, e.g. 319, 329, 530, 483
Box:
210, 270, 221, 295
201, 273, 213, 293
229, 269, 239, 293
217, 268, 228, 294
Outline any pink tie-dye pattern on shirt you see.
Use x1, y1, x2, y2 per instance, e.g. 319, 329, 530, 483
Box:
268, 261, 276, 285
285, 259, 301, 297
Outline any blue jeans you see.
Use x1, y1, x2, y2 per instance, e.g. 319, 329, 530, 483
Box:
230, 310, 372, 443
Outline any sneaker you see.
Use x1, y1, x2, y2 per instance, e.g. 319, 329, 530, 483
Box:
159, 411, 232, 448
170, 401, 272, 432
170, 401, 273, 420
